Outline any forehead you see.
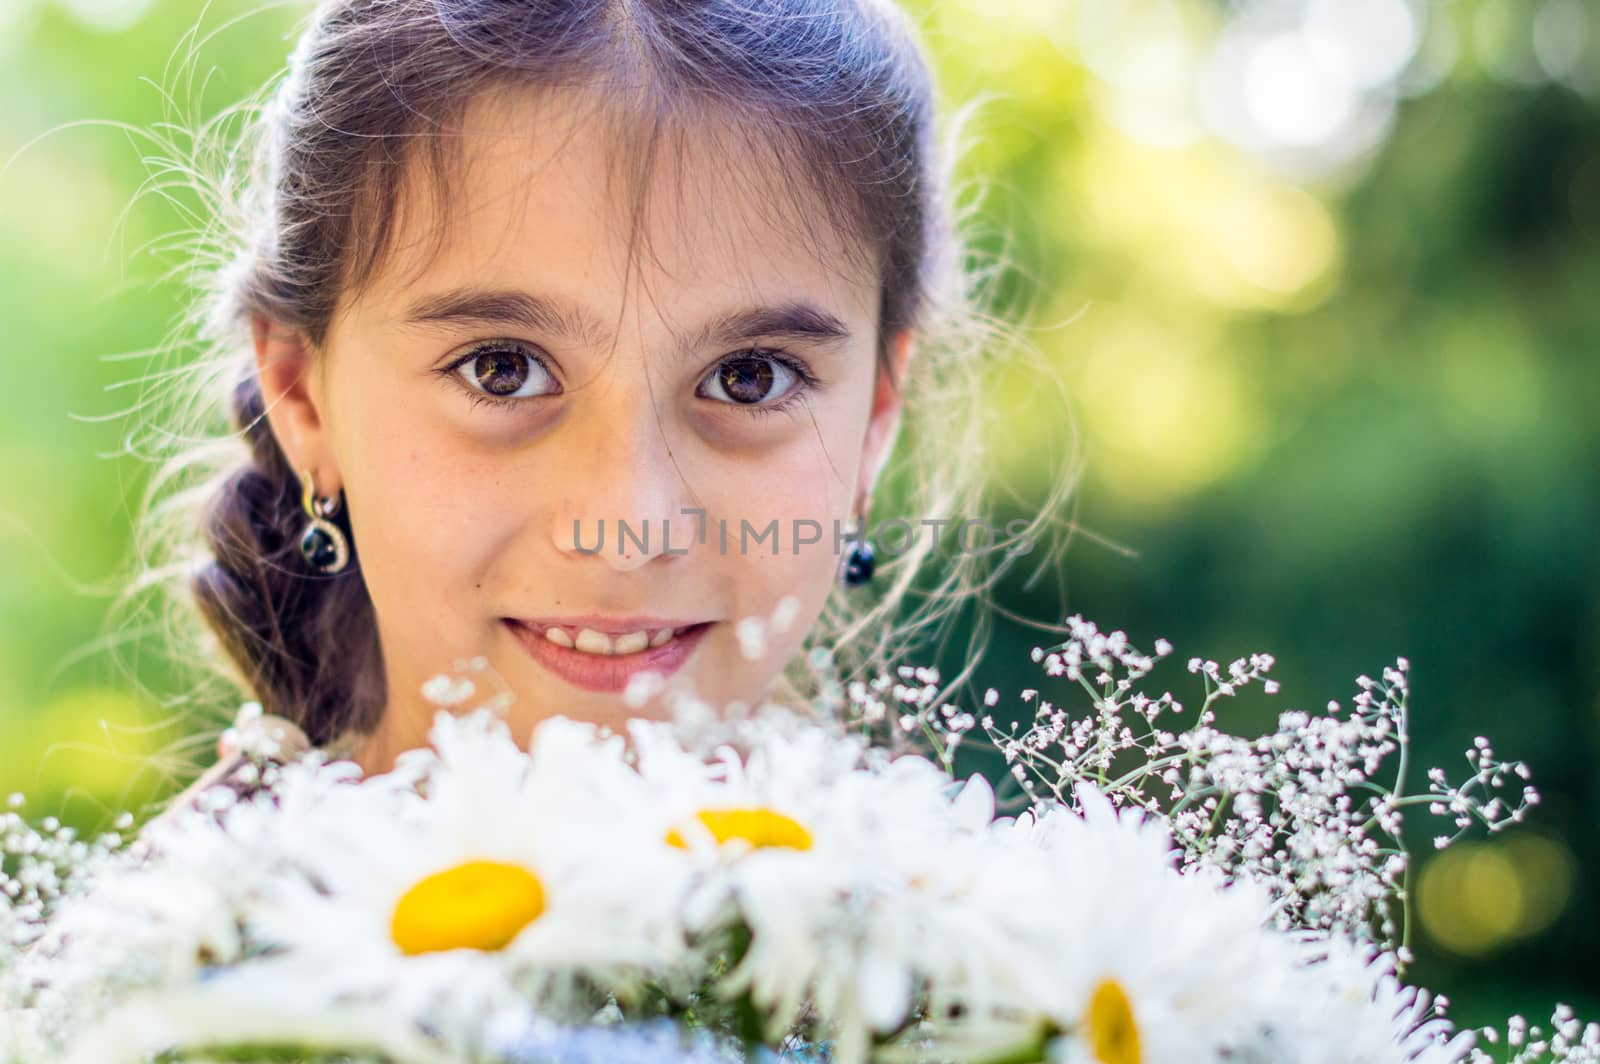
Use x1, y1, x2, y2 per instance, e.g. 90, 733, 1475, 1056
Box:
356, 85, 881, 334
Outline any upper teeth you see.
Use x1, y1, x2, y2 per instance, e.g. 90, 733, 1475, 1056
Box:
545, 626, 679, 655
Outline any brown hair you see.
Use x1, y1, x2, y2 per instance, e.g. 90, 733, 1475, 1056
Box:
129, 0, 1079, 755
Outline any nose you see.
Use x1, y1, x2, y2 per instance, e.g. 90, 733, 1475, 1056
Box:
548, 383, 701, 572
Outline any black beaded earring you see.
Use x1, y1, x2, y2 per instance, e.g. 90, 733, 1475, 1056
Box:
297, 469, 350, 574
838, 510, 876, 588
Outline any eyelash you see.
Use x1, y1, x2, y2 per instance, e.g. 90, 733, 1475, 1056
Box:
713, 348, 822, 419
433, 340, 557, 412
434, 342, 822, 417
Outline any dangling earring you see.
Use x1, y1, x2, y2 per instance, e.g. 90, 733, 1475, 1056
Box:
298, 469, 350, 574
838, 507, 876, 588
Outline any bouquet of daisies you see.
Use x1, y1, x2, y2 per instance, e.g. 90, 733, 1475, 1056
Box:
1, 617, 1594, 1064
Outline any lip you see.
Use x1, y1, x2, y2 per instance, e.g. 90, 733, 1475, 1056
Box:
503, 618, 713, 694
512, 615, 710, 637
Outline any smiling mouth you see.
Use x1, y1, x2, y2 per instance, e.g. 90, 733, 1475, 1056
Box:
520, 621, 710, 656
501, 619, 714, 693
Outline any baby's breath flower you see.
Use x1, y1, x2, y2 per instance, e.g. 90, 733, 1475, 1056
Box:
966, 615, 1540, 958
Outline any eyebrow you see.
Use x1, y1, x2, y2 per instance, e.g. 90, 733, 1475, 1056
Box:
400, 287, 853, 355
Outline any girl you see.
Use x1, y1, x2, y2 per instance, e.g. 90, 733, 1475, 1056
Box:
140, 0, 1074, 814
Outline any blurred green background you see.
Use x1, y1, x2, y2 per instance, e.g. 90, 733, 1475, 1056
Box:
1, 0, 1596, 1038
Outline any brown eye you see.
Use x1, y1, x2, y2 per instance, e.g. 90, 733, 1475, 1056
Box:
451, 344, 556, 401
474, 351, 526, 395
700, 353, 798, 406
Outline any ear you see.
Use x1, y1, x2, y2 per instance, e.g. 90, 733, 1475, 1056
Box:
856, 327, 915, 513
252, 314, 340, 492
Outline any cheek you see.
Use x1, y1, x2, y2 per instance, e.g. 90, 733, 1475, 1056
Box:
705, 433, 858, 647
704, 383, 875, 527
701, 426, 859, 571
327, 366, 525, 631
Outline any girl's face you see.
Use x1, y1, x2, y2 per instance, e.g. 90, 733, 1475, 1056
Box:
255, 88, 910, 771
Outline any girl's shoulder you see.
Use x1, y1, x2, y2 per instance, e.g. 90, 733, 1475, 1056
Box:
141, 706, 323, 837
146, 750, 274, 828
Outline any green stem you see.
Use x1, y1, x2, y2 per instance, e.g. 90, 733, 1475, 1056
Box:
724, 924, 770, 1055
967, 1021, 1058, 1064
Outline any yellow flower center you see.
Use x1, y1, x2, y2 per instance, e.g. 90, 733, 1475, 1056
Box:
390, 860, 546, 956
1086, 977, 1141, 1064
665, 807, 814, 851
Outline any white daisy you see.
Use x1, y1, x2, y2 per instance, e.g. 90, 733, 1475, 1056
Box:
628, 712, 1057, 1064
241, 708, 694, 1050
55, 962, 451, 1064
0, 1005, 44, 1064
1257, 934, 1476, 1063
1005, 781, 1301, 1064
12, 752, 362, 1054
